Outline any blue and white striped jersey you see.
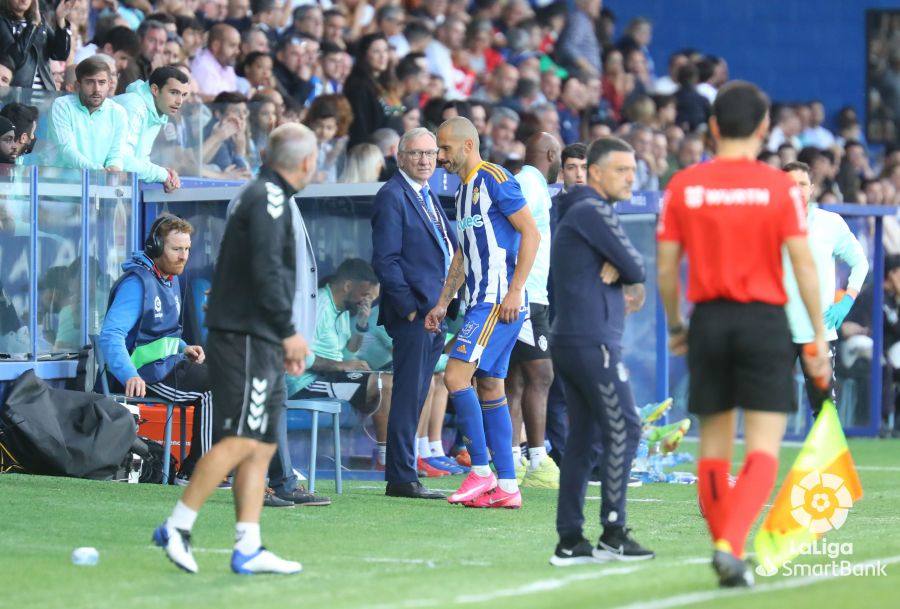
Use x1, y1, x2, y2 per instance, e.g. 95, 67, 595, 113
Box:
455, 161, 528, 306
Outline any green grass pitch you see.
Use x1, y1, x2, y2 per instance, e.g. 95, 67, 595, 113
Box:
1, 439, 897, 609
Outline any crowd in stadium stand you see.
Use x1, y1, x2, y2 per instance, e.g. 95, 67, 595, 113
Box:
0, 0, 898, 211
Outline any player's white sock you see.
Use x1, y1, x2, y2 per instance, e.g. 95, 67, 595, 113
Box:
416, 436, 431, 459
528, 446, 547, 471
167, 500, 198, 532
512, 445, 522, 464
471, 465, 492, 477
235, 522, 261, 555
377, 442, 387, 466
497, 479, 519, 493
429, 440, 445, 457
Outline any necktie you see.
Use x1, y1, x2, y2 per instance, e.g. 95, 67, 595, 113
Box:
420, 185, 451, 274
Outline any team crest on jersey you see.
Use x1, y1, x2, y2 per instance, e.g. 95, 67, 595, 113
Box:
460, 320, 478, 339
472, 186, 480, 205
154, 296, 162, 318
538, 335, 548, 351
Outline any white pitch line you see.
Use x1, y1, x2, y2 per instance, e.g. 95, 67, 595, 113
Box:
615, 554, 900, 609
363, 557, 437, 568
856, 466, 900, 472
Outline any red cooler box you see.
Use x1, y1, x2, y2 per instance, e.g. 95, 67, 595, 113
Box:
138, 403, 194, 463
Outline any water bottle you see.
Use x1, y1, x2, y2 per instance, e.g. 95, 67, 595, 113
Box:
128, 454, 142, 484
633, 439, 649, 473
71, 547, 99, 566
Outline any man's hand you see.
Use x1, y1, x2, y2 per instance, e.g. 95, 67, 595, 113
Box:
282, 333, 309, 375
164, 168, 180, 193
668, 325, 688, 356
802, 339, 832, 390
424, 304, 447, 332
600, 262, 620, 284
357, 297, 373, 326
105, 165, 121, 173
125, 376, 146, 398
341, 359, 371, 371
840, 321, 868, 338
624, 284, 646, 314
406, 310, 417, 322
56, 0, 76, 28
499, 289, 524, 324
184, 345, 205, 364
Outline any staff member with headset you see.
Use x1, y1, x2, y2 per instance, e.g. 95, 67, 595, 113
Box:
99, 214, 212, 482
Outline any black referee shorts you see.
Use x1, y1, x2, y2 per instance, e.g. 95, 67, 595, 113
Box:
207, 330, 285, 444
688, 300, 794, 415
510, 303, 552, 363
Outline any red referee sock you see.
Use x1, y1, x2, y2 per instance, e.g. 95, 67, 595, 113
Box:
719, 451, 778, 558
697, 458, 731, 541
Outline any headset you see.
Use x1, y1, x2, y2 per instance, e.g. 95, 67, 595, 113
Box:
144, 213, 179, 260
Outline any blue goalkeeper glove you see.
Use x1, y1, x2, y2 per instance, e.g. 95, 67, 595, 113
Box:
824, 294, 855, 330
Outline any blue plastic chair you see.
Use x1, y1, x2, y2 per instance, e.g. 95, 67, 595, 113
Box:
90, 335, 188, 484
285, 398, 344, 494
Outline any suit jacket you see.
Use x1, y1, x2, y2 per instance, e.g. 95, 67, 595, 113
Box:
372, 171, 458, 329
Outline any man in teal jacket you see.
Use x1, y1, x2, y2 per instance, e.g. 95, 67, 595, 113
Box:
114, 66, 190, 192
46, 56, 127, 171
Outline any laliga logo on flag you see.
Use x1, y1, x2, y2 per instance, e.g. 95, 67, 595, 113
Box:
790, 471, 854, 534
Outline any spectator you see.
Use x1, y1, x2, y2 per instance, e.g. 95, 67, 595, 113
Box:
0, 116, 16, 163
303, 93, 349, 184
0, 0, 73, 90
136, 19, 168, 80
401, 106, 421, 132
223, 0, 251, 31
673, 63, 710, 132
800, 100, 836, 149
486, 105, 520, 163
531, 102, 561, 142
377, 4, 408, 58
540, 69, 561, 104
191, 23, 240, 100
556, 0, 602, 77
340, 143, 384, 183
247, 0, 282, 46
778, 142, 798, 166
695, 56, 719, 104
49, 59, 65, 90
239, 24, 270, 59
0, 55, 13, 88
661, 132, 704, 186
766, 105, 802, 152
175, 16, 205, 62
345, 33, 401, 148
45, 56, 127, 171
372, 127, 400, 181
617, 17, 655, 81
272, 36, 314, 106
601, 49, 633, 123
624, 48, 653, 97
284, 4, 324, 42
75, 25, 140, 72
0, 102, 38, 164
403, 19, 433, 56
203, 91, 250, 178
559, 142, 587, 192
654, 50, 689, 95
115, 66, 190, 191
426, 16, 466, 100
323, 8, 348, 50
557, 76, 588, 145
838, 140, 875, 203
396, 52, 428, 108
628, 124, 660, 191
237, 50, 274, 96
247, 93, 277, 168
465, 19, 503, 76
320, 42, 348, 95
469, 101, 489, 137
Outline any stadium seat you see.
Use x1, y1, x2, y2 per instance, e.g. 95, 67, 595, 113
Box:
89, 335, 188, 485
285, 398, 344, 495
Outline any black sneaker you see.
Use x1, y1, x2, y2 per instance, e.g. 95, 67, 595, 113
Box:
712, 550, 754, 588
276, 486, 332, 507
549, 537, 601, 567
595, 527, 655, 561
263, 488, 295, 508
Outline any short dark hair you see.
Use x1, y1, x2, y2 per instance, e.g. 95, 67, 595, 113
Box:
0, 103, 39, 137
404, 20, 432, 44
332, 258, 378, 285
712, 80, 770, 139
137, 19, 167, 39
104, 26, 140, 57
212, 91, 248, 106
783, 161, 810, 175
76, 56, 112, 81
320, 41, 343, 57
396, 53, 425, 80
242, 51, 271, 70
146, 12, 176, 26
175, 15, 204, 36
587, 136, 634, 167
149, 66, 189, 90
251, 0, 276, 13
562, 142, 587, 163
0, 55, 14, 75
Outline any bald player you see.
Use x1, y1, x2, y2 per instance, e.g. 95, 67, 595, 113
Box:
507, 133, 562, 489
426, 117, 541, 509
154, 124, 317, 575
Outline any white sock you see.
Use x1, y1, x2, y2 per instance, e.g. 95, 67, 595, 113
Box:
528, 446, 547, 471
498, 479, 519, 493
377, 443, 387, 466
234, 522, 261, 555
429, 440, 445, 457
416, 436, 431, 459
512, 445, 522, 464
471, 464, 492, 477
167, 500, 197, 532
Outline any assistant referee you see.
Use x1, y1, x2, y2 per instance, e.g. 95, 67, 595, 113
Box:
657, 81, 831, 588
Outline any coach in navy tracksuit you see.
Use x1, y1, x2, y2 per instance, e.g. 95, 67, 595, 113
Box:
549, 137, 654, 565
371, 127, 457, 499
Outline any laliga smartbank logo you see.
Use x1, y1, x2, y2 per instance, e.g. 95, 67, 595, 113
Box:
755, 471, 886, 578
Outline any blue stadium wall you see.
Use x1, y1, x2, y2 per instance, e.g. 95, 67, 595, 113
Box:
605, 0, 896, 129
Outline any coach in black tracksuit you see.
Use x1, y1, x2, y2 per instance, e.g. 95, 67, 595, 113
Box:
549, 137, 654, 565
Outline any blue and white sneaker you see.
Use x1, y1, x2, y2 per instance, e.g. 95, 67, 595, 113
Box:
231, 547, 303, 575
152, 523, 198, 573
426, 456, 467, 474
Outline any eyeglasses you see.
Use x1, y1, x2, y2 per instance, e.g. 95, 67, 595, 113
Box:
402, 149, 438, 160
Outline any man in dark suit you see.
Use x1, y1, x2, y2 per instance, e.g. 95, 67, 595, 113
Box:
371, 127, 457, 499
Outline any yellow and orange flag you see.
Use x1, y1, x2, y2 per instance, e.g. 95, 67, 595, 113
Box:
754, 400, 863, 571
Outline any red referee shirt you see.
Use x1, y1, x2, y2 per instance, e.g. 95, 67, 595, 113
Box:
657, 157, 807, 306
